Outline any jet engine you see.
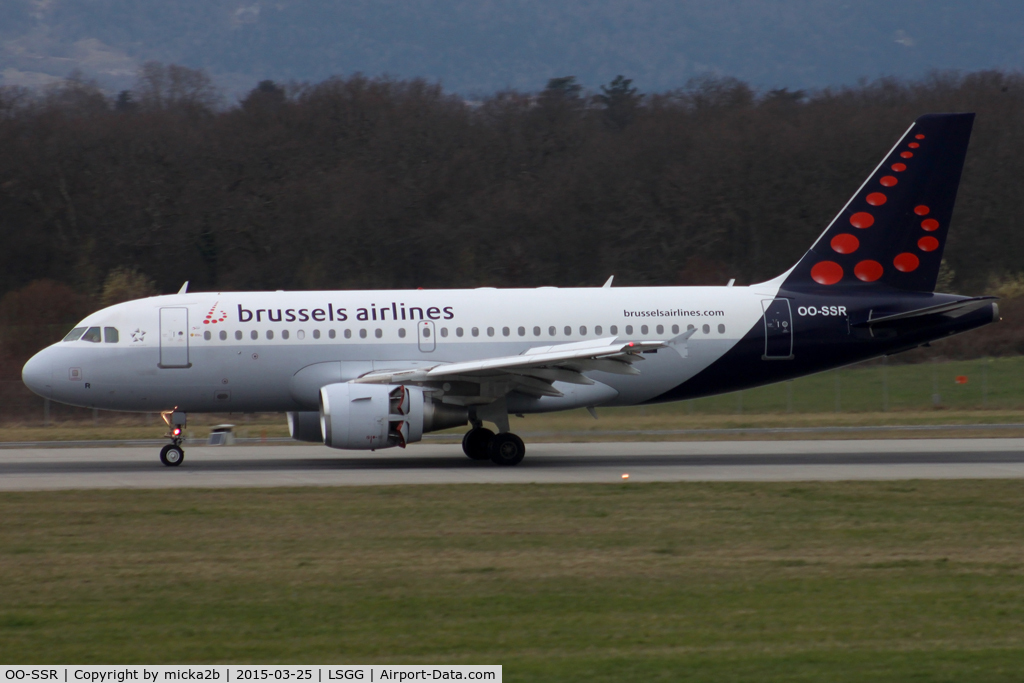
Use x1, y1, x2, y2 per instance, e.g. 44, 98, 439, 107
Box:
318, 383, 468, 450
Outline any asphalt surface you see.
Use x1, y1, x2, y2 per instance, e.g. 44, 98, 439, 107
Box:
2, 439, 1024, 490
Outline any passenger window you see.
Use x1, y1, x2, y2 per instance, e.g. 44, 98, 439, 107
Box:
344, 329, 352, 339
702, 324, 710, 334
219, 330, 227, 341
549, 326, 556, 336
641, 325, 649, 335
487, 327, 494, 337
329, 329, 337, 339
472, 327, 479, 337
297, 330, 305, 340
456, 327, 464, 337
267, 330, 274, 340
441, 328, 449, 337
204, 331, 211, 341
359, 329, 367, 338
518, 326, 526, 336
564, 326, 571, 336
595, 325, 602, 335
63, 327, 87, 342
610, 325, 618, 335
625, 325, 633, 335
104, 327, 119, 343
235, 330, 243, 340
718, 324, 726, 334
656, 325, 664, 335
282, 330, 290, 340
251, 330, 258, 340
375, 329, 382, 338
687, 324, 695, 332
82, 327, 102, 343
580, 326, 587, 335
398, 328, 406, 338
533, 326, 541, 336
313, 329, 321, 339
502, 327, 510, 337
672, 324, 679, 334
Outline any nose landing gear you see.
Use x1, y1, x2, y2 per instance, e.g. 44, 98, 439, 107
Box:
159, 410, 187, 467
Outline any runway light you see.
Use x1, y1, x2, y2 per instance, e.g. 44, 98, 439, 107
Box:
622, 473, 629, 480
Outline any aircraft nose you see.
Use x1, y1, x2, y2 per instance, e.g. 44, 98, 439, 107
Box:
22, 349, 53, 399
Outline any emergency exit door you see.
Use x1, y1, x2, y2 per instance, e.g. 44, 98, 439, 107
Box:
761, 299, 794, 360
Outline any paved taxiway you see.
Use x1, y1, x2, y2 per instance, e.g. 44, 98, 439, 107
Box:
2, 439, 1024, 490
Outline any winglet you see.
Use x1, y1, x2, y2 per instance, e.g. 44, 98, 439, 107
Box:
602, 276, 614, 288
177, 281, 189, 295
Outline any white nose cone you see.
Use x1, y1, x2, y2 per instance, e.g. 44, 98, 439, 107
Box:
22, 349, 53, 398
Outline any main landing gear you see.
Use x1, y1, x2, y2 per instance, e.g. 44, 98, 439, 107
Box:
159, 410, 187, 467
462, 424, 526, 466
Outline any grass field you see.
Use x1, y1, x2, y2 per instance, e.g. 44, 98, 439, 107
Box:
2, 482, 1024, 680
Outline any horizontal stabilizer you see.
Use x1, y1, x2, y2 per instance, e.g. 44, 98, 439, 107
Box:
853, 297, 996, 327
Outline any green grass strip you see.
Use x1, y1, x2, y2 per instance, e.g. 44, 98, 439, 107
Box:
2, 482, 1024, 680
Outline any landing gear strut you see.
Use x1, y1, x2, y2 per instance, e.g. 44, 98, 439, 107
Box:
159, 410, 187, 467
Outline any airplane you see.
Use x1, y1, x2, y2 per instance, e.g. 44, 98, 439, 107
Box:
21, 113, 998, 467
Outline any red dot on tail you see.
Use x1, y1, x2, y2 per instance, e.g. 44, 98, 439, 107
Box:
203, 320, 209, 324
879, 176, 897, 187
908, 142, 920, 149
914, 205, 930, 215
866, 192, 887, 206
891, 163, 907, 172
901, 151, 914, 158
811, 261, 843, 285
849, 212, 875, 229
918, 236, 939, 252
894, 253, 920, 272
854, 260, 883, 282
915, 134, 925, 140
921, 218, 939, 231
831, 233, 860, 254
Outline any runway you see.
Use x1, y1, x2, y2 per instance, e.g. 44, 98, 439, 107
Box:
2, 438, 1024, 490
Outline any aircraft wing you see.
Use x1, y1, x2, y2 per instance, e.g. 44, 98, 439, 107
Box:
351, 336, 669, 401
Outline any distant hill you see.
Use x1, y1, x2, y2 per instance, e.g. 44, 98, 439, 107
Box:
2, 0, 1024, 96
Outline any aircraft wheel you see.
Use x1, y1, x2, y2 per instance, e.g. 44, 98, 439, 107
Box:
489, 432, 525, 466
462, 428, 494, 460
160, 444, 185, 467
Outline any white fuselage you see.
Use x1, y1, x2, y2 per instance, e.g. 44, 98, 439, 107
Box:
22, 282, 782, 414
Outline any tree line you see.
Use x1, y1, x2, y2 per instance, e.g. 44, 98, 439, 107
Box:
2, 64, 1024, 378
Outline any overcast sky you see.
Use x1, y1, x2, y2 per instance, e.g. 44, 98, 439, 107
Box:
3, 0, 1023, 97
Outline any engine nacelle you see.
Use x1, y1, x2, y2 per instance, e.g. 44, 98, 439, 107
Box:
319, 383, 468, 450
287, 411, 324, 443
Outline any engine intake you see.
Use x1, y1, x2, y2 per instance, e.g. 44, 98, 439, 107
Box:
318, 383, 467, 450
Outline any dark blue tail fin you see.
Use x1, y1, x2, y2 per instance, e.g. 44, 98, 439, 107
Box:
783, 113, 974, 293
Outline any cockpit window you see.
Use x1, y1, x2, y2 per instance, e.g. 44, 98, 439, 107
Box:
104, 327, 119, 343
81, 327, 102, 343
63, 327, 87, 342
